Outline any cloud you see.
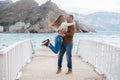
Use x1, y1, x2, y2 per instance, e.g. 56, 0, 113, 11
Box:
9, 0, 120, 14
52, 0, 120, 14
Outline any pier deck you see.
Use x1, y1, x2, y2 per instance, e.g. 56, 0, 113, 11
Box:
20, 49, 105, 80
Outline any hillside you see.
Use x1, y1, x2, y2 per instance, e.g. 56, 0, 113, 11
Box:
76, 12, 120, 31
0, 0, 95, 33
0, 0, 12, 7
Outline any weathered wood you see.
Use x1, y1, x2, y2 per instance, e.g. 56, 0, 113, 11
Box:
20, 49, 104, 80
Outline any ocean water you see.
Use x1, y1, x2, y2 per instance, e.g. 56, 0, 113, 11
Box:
0, 31, 120, 51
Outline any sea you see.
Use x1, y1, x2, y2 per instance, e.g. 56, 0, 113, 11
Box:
0, 31, 120, 51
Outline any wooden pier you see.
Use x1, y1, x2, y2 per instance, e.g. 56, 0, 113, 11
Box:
20, 49, 105, 80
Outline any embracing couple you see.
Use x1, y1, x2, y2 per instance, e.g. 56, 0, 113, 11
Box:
42, 14, 76, 74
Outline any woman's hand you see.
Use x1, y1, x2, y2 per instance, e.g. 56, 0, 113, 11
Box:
58, 30, 62, 34
58, 29, 66, 36
61, 29, 67, 34
61, 29, 66, 36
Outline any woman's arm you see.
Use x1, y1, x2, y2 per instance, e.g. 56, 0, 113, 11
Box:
58, 21, 75, 31
64, 21, 75, 26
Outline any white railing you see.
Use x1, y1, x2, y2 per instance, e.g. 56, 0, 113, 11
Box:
0, 39, 34, 80
76, 39, 120, 80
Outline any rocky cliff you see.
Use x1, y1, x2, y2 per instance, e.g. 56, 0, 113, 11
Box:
0, 0, 38, 26
0, 0, 95, 33
75, 20, 95, 32
74, 12, 120, 31
0, 0, 12, 7
80, 12, 120, 31
0, 26, 3, 32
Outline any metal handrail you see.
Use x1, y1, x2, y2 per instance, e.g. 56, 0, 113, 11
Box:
76, 39, 120, 80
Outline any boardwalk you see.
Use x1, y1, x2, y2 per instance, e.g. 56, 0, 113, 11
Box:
20, 49, 105, 80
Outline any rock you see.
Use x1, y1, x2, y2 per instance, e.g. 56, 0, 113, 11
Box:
75, 20, 96, 32
25, 1, 66, 33
9, 22, 31, 33
0, 0, 95, 33
0, 0, 12, 7
0, 0, 38, 27
0, 26, 4, 32
79, 12, 120, 31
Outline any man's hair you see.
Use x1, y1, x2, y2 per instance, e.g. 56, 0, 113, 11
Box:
69, 14, 74, 20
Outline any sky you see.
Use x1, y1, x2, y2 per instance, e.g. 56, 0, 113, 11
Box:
1, 0, 120, 14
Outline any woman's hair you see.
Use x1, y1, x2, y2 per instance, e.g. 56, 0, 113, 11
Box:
51, 15, 64, 28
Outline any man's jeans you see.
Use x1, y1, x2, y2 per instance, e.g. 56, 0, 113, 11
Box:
58, 43, 73, 68
49, 35, 63, 54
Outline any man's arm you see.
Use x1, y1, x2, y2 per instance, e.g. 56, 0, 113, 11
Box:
63, 26, 75, 37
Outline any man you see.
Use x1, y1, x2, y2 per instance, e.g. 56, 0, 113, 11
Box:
56, 14, 75, 74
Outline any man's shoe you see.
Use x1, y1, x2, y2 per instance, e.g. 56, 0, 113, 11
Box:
56, 68, 61, 74
66, 68, 72, 75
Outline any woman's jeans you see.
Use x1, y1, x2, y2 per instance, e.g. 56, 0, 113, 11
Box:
49, 35, 63, 54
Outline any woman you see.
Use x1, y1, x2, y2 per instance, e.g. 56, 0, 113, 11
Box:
42, 15, 75, 54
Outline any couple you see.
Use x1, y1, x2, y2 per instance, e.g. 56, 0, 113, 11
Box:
42, 14, 76, 74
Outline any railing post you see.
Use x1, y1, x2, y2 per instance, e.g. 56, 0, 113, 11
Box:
118, 49, 120, 80
30, 40, 35, 54
76, 39, 80, 55
0, 53, 3, 80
